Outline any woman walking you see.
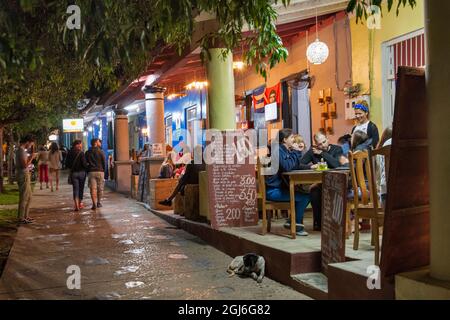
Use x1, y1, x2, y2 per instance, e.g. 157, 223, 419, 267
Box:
37, 145, 49, 190
66, 140, 89, 211
48, 142, 62, 192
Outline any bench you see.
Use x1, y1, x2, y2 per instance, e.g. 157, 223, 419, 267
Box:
149, 178, 179, 210
184, 184, 200, 221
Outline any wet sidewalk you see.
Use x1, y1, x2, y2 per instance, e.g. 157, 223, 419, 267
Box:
0, 176, 310, 300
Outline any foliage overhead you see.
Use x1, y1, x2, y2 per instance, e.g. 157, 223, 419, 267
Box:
0, 0, 292, 135
347, 0, 417, 23
1, 0, 291, 83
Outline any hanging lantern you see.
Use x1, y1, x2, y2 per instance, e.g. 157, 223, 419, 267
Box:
306, 8, 329, 65
307, 39, 329, 65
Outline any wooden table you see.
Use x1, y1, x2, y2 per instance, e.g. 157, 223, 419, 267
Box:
283, 169, 350, 239
282, 170, 324, 239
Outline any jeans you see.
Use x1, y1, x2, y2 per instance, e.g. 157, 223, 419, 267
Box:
72, 171, 86, 201
266, 187, 310, 224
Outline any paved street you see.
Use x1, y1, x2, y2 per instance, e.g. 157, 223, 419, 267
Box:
0, 176, 310, 300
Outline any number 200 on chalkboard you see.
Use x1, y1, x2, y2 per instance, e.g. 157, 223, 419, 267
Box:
226, 208, 241, 220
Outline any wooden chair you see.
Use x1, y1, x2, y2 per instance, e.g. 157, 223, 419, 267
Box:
348, 150, 385, 265
257, 160, 291, 235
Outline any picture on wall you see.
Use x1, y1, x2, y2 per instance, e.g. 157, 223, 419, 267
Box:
264, 83, 281, 122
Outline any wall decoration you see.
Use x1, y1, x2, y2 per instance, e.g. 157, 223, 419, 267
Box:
325, 88, 333, 103
318, 88, 337, 134
318, 89, 325, 104
252, 85, 266, 114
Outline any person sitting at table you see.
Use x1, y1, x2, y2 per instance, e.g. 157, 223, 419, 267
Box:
300, 132, 343, 169
337, 134, 352, 157
301, 133, 344, 231
158, 151, 176, 179
351, 130, 372, 152
292, 134, 306, 153
159, 146, 205, 206
351, 100, 380, 149
265, 129, 313, 236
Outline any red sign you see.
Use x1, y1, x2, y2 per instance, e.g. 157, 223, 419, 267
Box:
205, 131, 258, 229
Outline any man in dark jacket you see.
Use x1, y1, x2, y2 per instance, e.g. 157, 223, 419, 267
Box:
85, 138, 106, 210
301, 133, 344, 231
300, 133, 343, 169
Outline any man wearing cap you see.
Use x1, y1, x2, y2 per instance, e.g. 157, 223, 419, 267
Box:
351, 100, 380, 149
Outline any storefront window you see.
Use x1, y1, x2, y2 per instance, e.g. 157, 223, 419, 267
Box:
165, 115, 173, 146
186, 106, 197, 150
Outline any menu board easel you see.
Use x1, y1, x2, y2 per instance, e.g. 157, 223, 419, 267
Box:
206, 130, 258, 229
321, 171, 348, 275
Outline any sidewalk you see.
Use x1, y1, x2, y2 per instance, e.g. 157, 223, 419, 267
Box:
0, 175, 310, 300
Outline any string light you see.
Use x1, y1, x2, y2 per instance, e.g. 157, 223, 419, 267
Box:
233, 61, 245, 70
186, 81, 208, 90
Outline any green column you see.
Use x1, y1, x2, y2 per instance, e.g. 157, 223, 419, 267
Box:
206, 48, 236, 130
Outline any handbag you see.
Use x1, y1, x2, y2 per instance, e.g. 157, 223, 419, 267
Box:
68, 151, 82, 185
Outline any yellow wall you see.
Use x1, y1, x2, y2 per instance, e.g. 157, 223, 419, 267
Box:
235, 14, 354, 144
350, 0, 425, 130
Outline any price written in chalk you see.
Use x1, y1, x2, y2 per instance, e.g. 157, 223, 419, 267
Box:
226, 208, 241, 220
240, 176, 256, 186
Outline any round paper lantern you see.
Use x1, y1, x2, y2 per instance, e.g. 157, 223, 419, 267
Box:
306, 39, 329, 65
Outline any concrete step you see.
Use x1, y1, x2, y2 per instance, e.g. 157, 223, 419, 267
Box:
291, 272, 328, 300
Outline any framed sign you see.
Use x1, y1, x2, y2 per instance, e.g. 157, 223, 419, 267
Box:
63, 119, 84, 133
321, 171, 348, 275
206, 130, 258, 229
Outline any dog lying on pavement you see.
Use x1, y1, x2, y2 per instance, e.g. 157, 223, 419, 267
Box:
227, 253, 265, 283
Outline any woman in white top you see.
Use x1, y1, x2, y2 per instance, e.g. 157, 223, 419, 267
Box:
351, 101, 380, 149
48, 142, 62, 192
37, 146, 50, 190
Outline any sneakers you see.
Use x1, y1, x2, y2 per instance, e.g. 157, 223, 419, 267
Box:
283, 221, 304, 231
91, 205, 97, 211
296, 229, 309, 236
158, 199, 172, 206
19, 218, 34, 224
96, 203, 103, 208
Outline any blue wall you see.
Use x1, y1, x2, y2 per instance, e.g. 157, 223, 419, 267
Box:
164, 88, 207, 148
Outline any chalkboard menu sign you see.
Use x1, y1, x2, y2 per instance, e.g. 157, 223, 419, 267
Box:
321, 171, 348, 274
206, 130, 258, 229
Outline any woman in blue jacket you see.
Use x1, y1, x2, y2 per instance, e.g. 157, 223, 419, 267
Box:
265, 129, 313, 236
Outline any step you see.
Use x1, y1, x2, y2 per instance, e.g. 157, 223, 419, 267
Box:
291, 273, 328, 300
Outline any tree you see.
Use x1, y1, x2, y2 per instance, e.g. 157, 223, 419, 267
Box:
1, 0, 294, 192
0, 56, 91, 192
1, 1, 290, 83
347, 0, 417, 22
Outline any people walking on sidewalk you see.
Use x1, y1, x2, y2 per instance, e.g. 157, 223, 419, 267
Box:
48, 142, 62, 192
66, 140, 89, 211
16, 135, 36, 224
85, 138, 106, 210
37, 145, 49, 190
